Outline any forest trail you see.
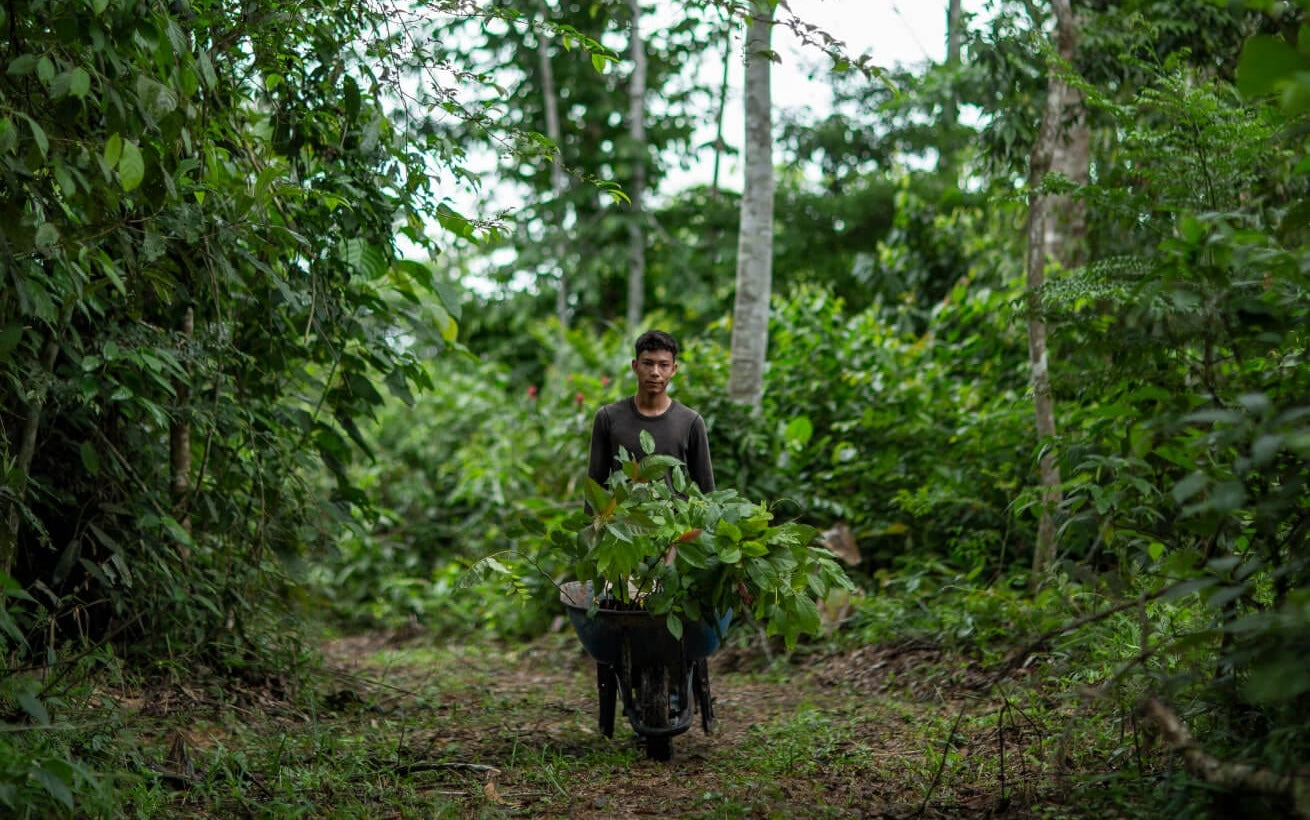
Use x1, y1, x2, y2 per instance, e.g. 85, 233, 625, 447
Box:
310, 629, 1072, 818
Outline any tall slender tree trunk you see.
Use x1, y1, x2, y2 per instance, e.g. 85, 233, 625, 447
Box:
625, 0, 647, 328
938, 0, 964, 178
710, 9, 733, 197
2, 335, 58, 575
171, 305, 194, 539
727, 0, 774, 409
536, 2, 570, 332
1025, 0, 1086, 590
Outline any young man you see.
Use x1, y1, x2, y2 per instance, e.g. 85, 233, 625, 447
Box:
587, 330, 715, 494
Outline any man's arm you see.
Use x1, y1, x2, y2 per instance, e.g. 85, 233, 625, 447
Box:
586, 407, 613, 489
686, 414, 715, 493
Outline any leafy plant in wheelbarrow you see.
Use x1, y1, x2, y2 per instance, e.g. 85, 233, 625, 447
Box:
559, 435, 855, 650
524, 432, 855, 759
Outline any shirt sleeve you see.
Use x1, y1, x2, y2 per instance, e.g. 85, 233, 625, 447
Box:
587, 407, 613, 489
685, 413, 715, 493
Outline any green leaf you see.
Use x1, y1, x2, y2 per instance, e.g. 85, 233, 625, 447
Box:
52, 67, 91, 100
584, 478, 612, 518
34, 222, 59, 252
196, 50, 218, 89
1243, 653, 1310, 704
343, 76, 361, 122
716, 521, 741, 543
18, 690, 50, 726
783, 415, 813, 449
160, 515, 195, 548
433, 279, 463, 322
341, 239, 388, 279
1237, 35, 1310, 99
674, 537, 709, 569
638, 429, 656, 457
664, 613, 683, 640
18, 113, 48, 158
32, 761, 74, 809
0, 569, 35, 603
1170, 472, 1208, 504
79, 441, 100, 476
103, 133, 122, 167
0, 324, 20, 361
637, 454, 682, 480
118, 140, 145, 192
7, 54, 38, 75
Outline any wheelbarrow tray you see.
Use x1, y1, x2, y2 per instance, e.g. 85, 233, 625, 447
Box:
559, 581, 730, 664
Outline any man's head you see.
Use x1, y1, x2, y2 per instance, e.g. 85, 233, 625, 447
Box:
634, 329, 679, 361
631, 330, 680, 400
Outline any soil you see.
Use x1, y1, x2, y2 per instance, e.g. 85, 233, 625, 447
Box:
310, 628, 1083, 819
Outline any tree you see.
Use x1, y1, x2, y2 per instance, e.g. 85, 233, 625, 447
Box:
625, 0, 649, 328
728, 0, 776, 409
536, 0, 574, 332
1024, 0, 1084, 587
426, 0, 717, 343
0, 0, 457, 659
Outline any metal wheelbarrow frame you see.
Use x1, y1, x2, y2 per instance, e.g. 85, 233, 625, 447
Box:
560, 580, 731, 760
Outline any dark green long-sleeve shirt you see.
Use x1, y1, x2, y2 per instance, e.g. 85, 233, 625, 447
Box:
587, 397, 715, 494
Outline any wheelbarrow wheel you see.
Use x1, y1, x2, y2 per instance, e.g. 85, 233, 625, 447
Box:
645, 735, 672, 761
596, 662, 617, 738
692, 658, 715, 734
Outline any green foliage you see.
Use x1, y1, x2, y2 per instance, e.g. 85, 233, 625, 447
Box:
0, 0, 474, 809
549, 438, 853, 649
1014, 55, 1310, 787
0, 0, 469, 653
680, 282, 1035, 576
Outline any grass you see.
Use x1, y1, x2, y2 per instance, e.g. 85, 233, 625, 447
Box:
94, 624, 1169, 818
9, 582, 1276, 819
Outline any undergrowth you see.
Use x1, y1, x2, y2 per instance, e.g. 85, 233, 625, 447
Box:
1, 565, 1298, 818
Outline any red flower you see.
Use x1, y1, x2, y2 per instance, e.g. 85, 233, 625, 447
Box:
601, 376, 612, 387
527, 385, 538, 400
575, 392, 586, 405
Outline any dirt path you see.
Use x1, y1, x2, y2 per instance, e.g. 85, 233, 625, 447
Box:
316, 630, 1065, 818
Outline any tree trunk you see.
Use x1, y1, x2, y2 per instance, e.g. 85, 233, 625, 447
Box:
2, 335, 58, 575
710, 9, 733, 197
938, 0, 963, 177
727, 0, 774, 410
537, 1, 570, 332
1025, 0, 1085, 590
170, 305, 194, 538
625, 0, 647, 328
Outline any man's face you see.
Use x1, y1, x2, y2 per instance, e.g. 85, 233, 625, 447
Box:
632, 349, 677, 394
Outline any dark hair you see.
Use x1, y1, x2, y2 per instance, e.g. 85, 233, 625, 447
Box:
634, 329, 679, 360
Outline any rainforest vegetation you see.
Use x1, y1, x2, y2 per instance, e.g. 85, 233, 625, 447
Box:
2, 0, 1309, 816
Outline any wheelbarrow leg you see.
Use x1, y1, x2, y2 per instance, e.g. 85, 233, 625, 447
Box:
693, 658, 715, 733
597, 662, 617, 738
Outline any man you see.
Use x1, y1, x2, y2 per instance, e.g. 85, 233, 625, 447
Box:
584, 331, 720, 742
587, 329, 715, 494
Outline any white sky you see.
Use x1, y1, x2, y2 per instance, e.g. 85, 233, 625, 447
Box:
774, 0, 948, 106
422, 1, 965, 255
663, 0, 953, 191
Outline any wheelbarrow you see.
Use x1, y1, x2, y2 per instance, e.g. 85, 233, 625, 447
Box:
560, 580, 731, 761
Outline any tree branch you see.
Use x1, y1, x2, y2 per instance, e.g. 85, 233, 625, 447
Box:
1140, 698, 1310, 818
